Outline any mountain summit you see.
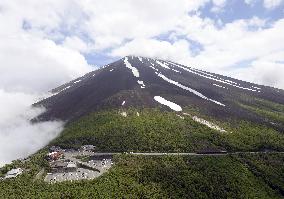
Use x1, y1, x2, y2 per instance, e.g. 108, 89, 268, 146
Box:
2, 56, 284, 198
35, 56, 284, 130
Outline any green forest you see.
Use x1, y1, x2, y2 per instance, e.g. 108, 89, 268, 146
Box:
51, 108, 284, 152
1, 108, 283, 198
0, 153, 283, 198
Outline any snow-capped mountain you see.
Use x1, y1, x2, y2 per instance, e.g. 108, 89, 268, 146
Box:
35, 56, 284, 130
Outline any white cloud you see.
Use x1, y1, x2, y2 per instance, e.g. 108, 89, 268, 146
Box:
263, 0, 284, 9
0, 0, 210, 51
237, 62, 284, 88
211, 0, 227, 13
112, 15, 284, 89
0, 34, 92, 93
232, 51, 284, 89
0, 0, 93, 165
244, 0, 257, 6
0, 90, 64, 166
245, 0, 284, 9
78, 0, 209, 50
196, 18, 283, 68
138, 15, 283, 87
212, 0, 227, 6
62, 36, 90, 53
111, 38, 191, 61
0, 1, 94, 93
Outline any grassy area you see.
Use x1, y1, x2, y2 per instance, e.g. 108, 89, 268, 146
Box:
239, 98, 284, 125
51, 108, 284, 152
235, 153, 284, 195
0, 154, 283, 198
254, 98, 284, 113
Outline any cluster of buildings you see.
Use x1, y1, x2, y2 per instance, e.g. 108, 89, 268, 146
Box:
47, 146, 79, 172
1, 168, 23, 180
44, 145, 114, 183
1, 144, 113, 183
80, 145, 95, 151
45, 145, 101, 181
50, 161, 77, 173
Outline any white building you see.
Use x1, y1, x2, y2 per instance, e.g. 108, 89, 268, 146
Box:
5, 168, 23, 179
81, 145, 95, 151
66, 163, 77, 172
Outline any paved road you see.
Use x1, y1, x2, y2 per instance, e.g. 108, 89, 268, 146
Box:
91, 151, 284, 156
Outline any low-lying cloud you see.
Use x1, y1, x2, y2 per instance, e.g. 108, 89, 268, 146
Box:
0, 90, 64, 166
0, 30, 92, 166
0, 1, 93, 166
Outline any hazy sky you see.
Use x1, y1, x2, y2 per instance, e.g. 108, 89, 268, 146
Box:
0, 0, 283, 165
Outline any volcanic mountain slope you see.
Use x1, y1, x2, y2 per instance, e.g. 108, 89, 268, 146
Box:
1, 56, 283, 198
35, 56, 284, 130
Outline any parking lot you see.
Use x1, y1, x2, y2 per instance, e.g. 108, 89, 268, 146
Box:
44, 149, 113, 183
45, 165, 110, 183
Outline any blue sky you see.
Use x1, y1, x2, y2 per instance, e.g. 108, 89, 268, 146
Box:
83, 0, 284, 70
201, 0, 283, 24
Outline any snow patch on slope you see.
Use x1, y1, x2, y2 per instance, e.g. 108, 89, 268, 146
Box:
167, 61, 259, 92
73, 79, 81, 84
42, 85, 71, 100
124, 57, 140, 77
124, 57, 146, 89
154, 96, 182, 112
156, 60, 170, 69
171, 68, 181, 73
156, 60, 181, 73
149, 63, 159, 71
60, 86, 71, 92
137, 80, 145, 88
251, 86, 261, 90
213, 84, 227, 89
156, 72, 225, 106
